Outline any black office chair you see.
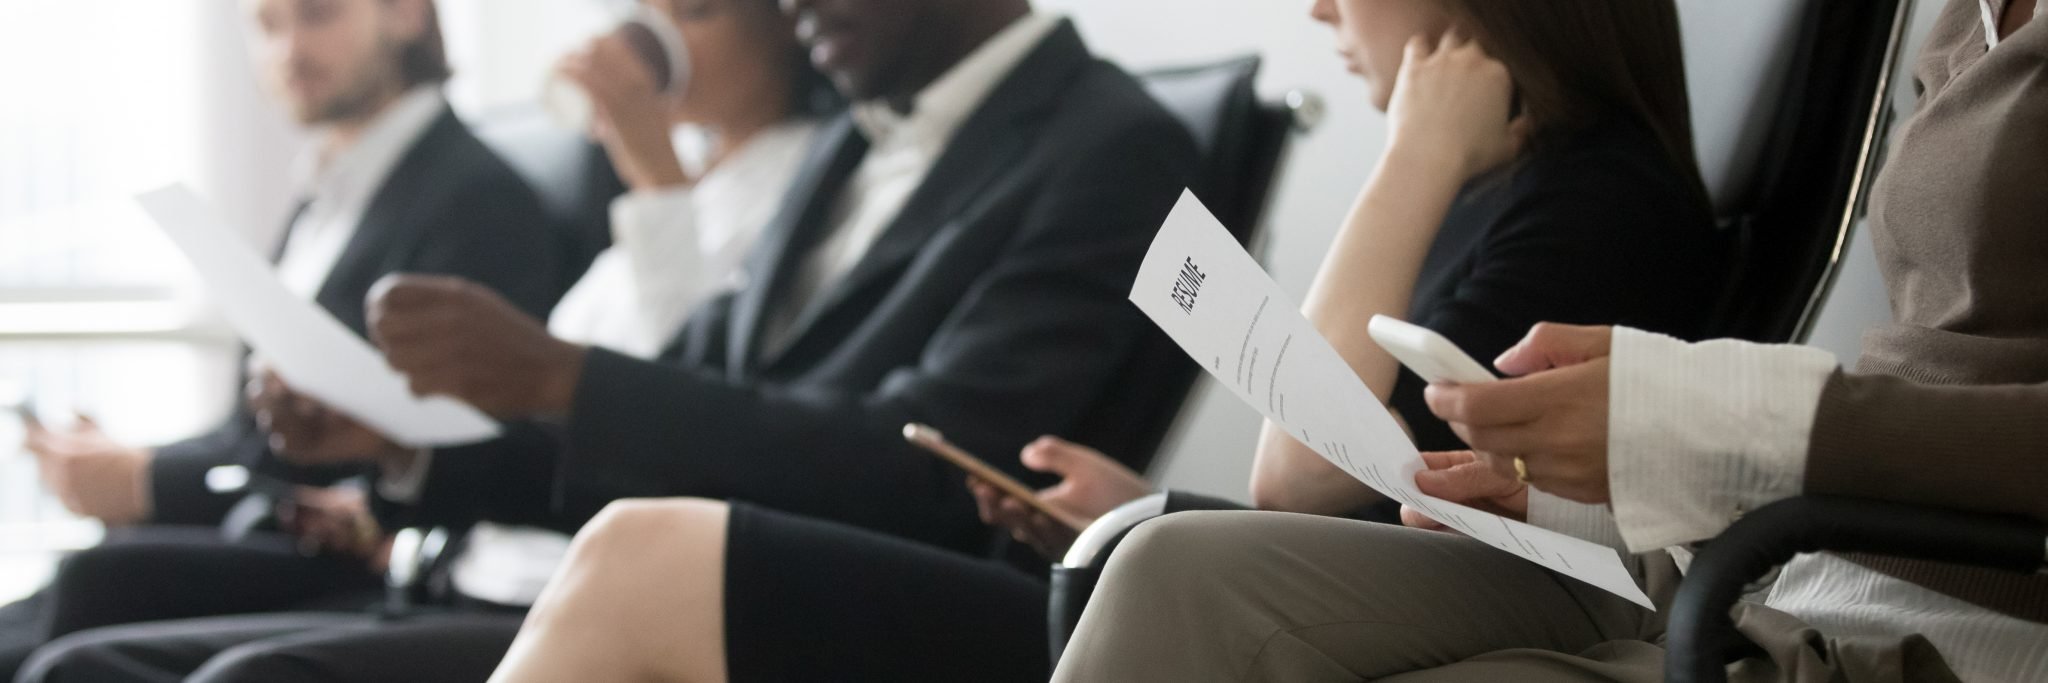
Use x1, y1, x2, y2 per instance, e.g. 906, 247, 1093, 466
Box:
1695, 0, 1913, 345
470, 103, 627, 294
1668, 498, 2048, 683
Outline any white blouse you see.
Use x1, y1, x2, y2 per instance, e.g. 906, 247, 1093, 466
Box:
547, 120, 820, 357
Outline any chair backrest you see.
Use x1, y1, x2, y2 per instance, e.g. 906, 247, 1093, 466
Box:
1059, 56, 1299, 476
469, 104, 627, 294
1678, 0, 1911, 343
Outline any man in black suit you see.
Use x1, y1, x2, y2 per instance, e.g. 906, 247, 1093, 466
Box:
0, 0, 563, 677
17, 0, 1199, 681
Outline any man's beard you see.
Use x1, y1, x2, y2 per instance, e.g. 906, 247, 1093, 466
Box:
306, 39, 405, 126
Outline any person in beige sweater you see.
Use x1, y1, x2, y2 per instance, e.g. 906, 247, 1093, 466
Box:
1052, 0, 2046, 681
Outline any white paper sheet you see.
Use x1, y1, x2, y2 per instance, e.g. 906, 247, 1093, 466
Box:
1129, 190, 1653, 609
136, 185, 501, 448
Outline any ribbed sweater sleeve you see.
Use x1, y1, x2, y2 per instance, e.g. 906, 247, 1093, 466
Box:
1806, 371, 2048, 525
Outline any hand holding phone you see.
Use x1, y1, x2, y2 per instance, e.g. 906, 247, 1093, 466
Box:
1367, 315, 1497, 385
903, 424, 1087, 531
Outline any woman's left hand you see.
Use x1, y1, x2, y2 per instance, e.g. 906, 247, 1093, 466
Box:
1385, 31, 1530, 181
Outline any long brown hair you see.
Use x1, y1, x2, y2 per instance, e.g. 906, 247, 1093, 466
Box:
1444, 0, 1705, 200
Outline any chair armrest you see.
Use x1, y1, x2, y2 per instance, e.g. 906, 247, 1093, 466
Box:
1060, 493, 1171, 570
1667, 496, 2047, 683
1047, 491, 1249, 663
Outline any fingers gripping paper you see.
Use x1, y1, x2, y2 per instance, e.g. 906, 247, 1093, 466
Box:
1129, 190, 1653, 609
136, 185, 500, 448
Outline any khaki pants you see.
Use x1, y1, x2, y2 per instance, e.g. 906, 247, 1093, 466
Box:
1051, 511, 1959, 682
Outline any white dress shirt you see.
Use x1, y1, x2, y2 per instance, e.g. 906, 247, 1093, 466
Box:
757, 12, 1063, 355
276, 87, 447, 298
386, 122, 818, 607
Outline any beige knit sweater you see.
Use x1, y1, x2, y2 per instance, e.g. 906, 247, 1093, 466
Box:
1806, 0, 2048, 624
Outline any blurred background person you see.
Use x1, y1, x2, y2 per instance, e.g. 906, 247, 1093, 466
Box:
0, 0, 564, 677
13, 0, 843, 681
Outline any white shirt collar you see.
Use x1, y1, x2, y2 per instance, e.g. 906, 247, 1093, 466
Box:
848, 13, 1062, 148
1980, 0, 2043, 49
291, 86, 448, 208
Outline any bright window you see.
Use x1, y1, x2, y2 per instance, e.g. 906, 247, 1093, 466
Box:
0, 1, 201, 299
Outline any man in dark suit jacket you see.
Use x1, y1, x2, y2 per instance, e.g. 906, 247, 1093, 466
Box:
14, 1, 1201, 681
0, 0, 563, 677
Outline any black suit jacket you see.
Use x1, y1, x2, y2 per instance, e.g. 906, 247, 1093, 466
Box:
148, 106, 565, 526
400, 22, 1198, 555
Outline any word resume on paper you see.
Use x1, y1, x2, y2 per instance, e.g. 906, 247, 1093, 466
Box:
1128, 190, 1653, 609
135, 184, 500, 448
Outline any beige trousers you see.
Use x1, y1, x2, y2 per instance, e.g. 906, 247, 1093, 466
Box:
1050, 511, 1960, 683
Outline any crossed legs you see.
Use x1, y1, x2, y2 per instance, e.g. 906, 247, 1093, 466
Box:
1051, 511, 1665, 682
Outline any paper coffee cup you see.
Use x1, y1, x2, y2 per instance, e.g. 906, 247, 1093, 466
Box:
546, 4, 692, 132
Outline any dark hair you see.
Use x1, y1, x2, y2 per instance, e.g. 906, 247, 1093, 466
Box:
396, 0, 453, 87
1445, 0, 1706, 200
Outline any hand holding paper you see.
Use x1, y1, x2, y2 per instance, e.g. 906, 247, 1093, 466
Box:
1127, 190, 1652, 609
368, 274, 588, 419
136, 185, 500, 449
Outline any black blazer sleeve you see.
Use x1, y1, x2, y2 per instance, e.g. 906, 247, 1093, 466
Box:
148, 411, 260, 526
560, 113, 1197, 544
358, 164, 564, 529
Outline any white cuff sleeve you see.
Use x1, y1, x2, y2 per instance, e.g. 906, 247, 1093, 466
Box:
1606, 327, 1837, 553
1525, 488, 1627, 553
607, 186, 698, 251
376, 449, 434, 504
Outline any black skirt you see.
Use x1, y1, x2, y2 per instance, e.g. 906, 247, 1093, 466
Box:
723, 502, 1052, 682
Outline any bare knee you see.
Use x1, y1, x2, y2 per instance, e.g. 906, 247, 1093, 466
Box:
574, 498, 731, 560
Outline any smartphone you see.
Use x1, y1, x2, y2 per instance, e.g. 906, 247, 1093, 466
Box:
1367, 315, 1498, 386
902, 423, 1084, 530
